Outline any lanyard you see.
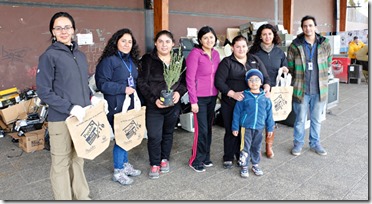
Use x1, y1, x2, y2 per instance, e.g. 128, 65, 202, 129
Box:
305, 42, 316, 62
118, 51, 132, 75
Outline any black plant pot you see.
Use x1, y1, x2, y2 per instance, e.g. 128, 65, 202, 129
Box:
160, 90, 174, 107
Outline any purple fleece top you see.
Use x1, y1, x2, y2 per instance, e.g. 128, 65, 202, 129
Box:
186, 47, 220, 104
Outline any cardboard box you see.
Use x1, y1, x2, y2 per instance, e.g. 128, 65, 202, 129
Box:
0, 99, 36, 124
19, 128, 45, 153
0, 119, 7, 129
226, 28, 240, 43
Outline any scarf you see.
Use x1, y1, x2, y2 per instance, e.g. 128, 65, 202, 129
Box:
260, 42, 274, 53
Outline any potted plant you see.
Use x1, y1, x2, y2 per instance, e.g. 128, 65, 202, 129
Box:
160, 48, 185, 106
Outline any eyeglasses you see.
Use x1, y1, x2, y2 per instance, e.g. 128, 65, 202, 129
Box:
53, 25, 73, 32
248, 78, 261, 83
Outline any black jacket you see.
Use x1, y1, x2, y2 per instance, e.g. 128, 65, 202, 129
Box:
36, 41, 91, 122
250, 45, 288, 87
215, 54, 270, 107
138, 49, 187, 107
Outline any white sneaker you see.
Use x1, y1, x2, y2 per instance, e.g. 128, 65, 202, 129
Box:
123, 163, 141, 177
113, 169, 134, 185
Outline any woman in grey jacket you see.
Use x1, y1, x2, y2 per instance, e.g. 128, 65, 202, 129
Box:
36, 12, 91, 200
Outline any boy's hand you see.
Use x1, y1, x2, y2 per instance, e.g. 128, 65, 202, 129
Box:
232, 131, 238, 136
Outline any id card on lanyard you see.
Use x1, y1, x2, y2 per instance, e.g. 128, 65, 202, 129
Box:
308, 62, 313, 70
118, 51, 134, 87
305, 42, 315, 71
128, 75, 134, 87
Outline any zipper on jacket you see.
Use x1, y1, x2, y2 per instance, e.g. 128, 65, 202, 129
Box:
73, 55, 87, 103
253, 95, 260, 130
210, 62, 214, 96
209, 51, 216, 96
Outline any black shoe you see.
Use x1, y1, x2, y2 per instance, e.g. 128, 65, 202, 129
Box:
203, 161, 213, 167
223, 161, 233, 169
189, 165, 206, 172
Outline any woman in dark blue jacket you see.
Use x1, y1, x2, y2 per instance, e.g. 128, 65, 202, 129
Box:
248, 24, 288, 158
95, 28, 141, 186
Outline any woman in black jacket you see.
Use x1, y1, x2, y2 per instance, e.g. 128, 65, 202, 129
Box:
137, 30, 187, 179
215, 35, 270, 169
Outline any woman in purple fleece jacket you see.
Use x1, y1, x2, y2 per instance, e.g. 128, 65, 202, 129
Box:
186, 26, 221, 173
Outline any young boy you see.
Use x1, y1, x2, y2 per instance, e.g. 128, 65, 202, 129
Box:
232, 69, 275, 178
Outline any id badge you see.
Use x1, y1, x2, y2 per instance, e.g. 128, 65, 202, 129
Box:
128, 76, 134, 87
308, 62, 313, 71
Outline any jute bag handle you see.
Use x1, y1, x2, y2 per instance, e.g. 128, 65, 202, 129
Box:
121, 91, 141, 113
275, 67, 292, 87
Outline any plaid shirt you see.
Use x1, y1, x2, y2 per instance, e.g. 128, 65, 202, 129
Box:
287, 33, 332, 103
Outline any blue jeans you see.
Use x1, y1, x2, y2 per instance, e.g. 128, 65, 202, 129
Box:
113, 143, 128, 169
293, 94, 326, 148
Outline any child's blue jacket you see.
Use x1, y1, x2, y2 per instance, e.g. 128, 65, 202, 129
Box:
232, 89, 275, 132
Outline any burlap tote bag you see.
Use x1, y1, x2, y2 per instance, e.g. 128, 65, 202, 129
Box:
65, 101, 111, 160
114, 92, 146, 151
270, 68, 293, 121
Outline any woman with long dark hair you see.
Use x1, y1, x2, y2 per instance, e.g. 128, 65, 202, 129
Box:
95, 28, 142, 186
248, 24, 288, 158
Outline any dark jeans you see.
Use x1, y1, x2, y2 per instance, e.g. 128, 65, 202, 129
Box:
146, 103, 180, 166
190, 96, 217, 167
221, 100, 241, 162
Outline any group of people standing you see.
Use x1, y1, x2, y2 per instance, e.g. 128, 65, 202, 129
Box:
36, 11, 331, 200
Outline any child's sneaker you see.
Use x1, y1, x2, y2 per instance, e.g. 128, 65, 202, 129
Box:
160, 159, 170, 173
223, 161, 233, 169
240, 166, 249, 178
123, 163, 141, 177
149, 165, 160, 179
251, 165, 263, 176
112, 169, 134, 185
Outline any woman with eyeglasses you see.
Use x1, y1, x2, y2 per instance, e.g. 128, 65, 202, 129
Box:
215, 35, 270, 170
36, 12, 92, 200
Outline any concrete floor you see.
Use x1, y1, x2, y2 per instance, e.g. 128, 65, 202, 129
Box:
0, 81, 369, 201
